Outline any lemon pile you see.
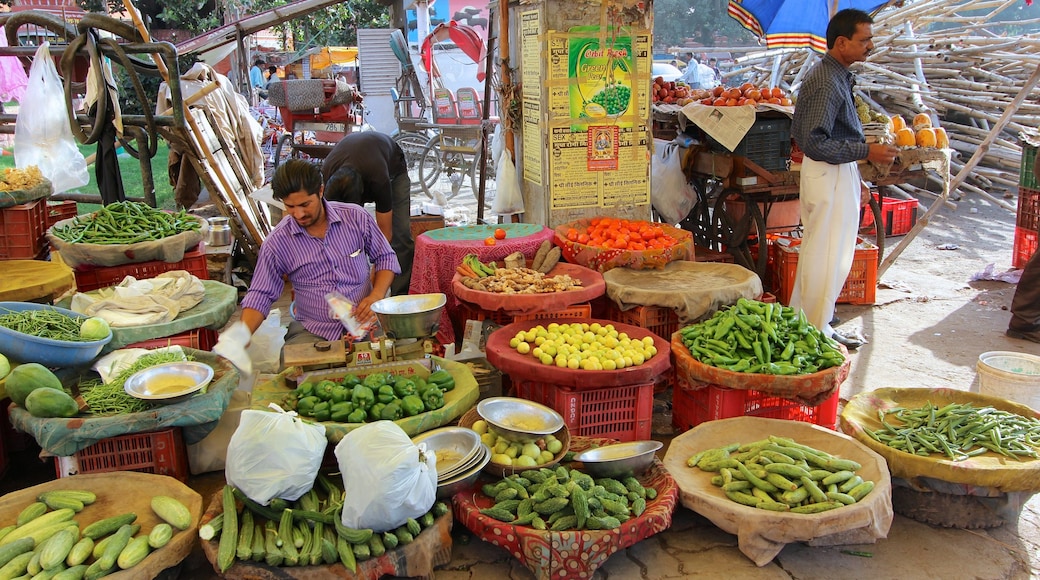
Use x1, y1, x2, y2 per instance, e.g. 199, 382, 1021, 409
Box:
508, 322, 658, 371
472, 419, 563, 467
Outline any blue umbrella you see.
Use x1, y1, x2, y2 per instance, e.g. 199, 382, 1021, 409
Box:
727, 0, 897, 53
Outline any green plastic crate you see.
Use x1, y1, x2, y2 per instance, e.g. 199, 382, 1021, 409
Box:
1021, 143, 1038, 189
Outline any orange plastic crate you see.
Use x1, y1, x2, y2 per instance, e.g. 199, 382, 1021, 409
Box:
771, 239, 878, 305
672, 377, 839, 432
513, 379, 653, 442
125, 327, 218, 351
54, 427, 189, 482
74, 244, 209, 292
1013, 226, 1039, 268
0, 198, 48, 259
46, 200, 78, 228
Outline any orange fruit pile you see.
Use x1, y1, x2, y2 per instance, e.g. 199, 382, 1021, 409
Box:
566, 218, 679, 251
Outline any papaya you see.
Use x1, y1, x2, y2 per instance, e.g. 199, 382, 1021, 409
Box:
5, 363, 63, 406
25, 388, 79, 418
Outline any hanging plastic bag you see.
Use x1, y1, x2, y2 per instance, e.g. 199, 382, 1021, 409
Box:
335, 421, 437, 532
14, 43, 89, 194
651, 139, 696, 225
490, 123, 524, 216
246, 309, 287, 373
225, 403, 327, 504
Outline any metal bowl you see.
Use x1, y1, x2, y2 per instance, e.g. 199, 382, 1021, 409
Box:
124, 361, 214, 405
477, 397, 565, 442
371, 293, 446, 339
0, 302, 112, 367
412, 427, 483, 481
574, 440, 664, 478
436, 444, 491, 499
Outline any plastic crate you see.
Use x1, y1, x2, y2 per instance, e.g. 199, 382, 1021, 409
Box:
860, 194, 919, 237
457, 301, 592, 326
125, 327, 218, 351
513, 379, 654, 442
1021, 143, 1038, 189
54, 427, 189, 482
1017, 186, 1040, 233
46, 200, 78, 228
693, 245, 735, 264
709, 116, 792, 172
602, 302, 679, 343
1013, 226, 1039, 269
771, 239, 878, 305
672, 377, 840, 431
0, 198, 48, 259
74, 244, 209, 292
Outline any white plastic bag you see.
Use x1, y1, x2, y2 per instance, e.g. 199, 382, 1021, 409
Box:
246, 309, 287, 373
651, 140, 696, 225
14, 43, 89, 194
490, 123, 524, 216
225, 403, 327, 505
336, 421, 437, 532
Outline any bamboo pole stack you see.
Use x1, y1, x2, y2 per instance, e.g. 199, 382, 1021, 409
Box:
729, 0, 1040, 204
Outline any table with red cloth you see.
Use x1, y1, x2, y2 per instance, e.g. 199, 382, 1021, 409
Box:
409, 223, 555, 345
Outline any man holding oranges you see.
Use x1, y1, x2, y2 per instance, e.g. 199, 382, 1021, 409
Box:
790, 8, 899, 350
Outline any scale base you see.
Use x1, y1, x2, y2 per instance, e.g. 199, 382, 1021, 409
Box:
281, 337, 438, 372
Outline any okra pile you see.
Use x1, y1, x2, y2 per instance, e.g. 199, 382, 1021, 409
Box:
207, 474, 449, 573
0, 489, 191, 579
688, 436, 875, 513
478, 465, 657, 531
867, 401, 1040, 461
679, 298, 844, 375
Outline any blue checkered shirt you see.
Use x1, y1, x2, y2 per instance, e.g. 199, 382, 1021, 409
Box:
792, 54, 869, 165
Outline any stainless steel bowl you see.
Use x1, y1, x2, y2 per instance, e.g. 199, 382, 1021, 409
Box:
412, 427, 483, 481
574, 440, 663, 478
124, 361, 214, 405
436, 444, 491, 499
477, 397, 565, 442
371, 293, 446, 339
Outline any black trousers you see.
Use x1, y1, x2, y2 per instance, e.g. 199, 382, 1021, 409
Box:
1010, 247, 1040, 333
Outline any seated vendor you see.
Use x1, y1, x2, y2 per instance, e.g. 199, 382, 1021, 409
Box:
238, 159, 400, 346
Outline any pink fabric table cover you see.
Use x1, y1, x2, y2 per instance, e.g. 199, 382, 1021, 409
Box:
409, 225, 555, 344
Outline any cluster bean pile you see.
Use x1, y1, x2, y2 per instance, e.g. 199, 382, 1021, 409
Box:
80, 351, 193, 415
867, 402, 1040, 460
0, 309, 91, 342
689, 436, 874, 513
679, 298, 843, 375
51, 202, 201, 245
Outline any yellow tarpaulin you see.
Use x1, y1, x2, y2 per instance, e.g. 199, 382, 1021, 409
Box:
309, 46, 357, 70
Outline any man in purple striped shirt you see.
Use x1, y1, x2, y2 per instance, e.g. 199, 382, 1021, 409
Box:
238, 159, 400, 345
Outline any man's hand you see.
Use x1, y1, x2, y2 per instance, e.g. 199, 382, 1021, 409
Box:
867, 143, 899, 165
353, 292, 381, 326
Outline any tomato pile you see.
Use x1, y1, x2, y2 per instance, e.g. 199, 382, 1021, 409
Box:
565, 218, 679, 251
699, 83, 792, 107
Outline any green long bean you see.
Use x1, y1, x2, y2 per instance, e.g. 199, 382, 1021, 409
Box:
0, 308, 90, 342
866, 402, 1040, 461
51, 201, 201, 245
81, 351, 194, 415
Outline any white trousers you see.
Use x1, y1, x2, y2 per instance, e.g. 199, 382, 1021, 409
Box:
790, 157, 860, 336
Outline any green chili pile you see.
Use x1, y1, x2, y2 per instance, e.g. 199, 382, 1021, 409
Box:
867, 402, 1040, 461
81, 351, 194, 415
0, 308, 90, 342
51, 201, 201, 245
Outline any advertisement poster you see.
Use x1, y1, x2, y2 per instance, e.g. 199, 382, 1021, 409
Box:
587, 125, 619, 171
520, 9, 543, 185
406, 0, 490, 44
568, 27, 634, 130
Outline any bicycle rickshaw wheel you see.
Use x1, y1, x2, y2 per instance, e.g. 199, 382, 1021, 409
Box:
392, 131, 430, 194
859, 193, 886, 262
711, 190, 768, 278
679, 176, 720, 247
417, 136, 445, 200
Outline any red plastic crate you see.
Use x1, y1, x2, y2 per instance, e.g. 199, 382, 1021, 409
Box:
513, 379, 653, 442
672, 377, 839, 431
46, 200, 78, 228
0, 198, 48, 259
1013, 226, 1039, 268
1018, 186, 1040, 232
603, 302, 679, 343
125, 327, 218, 351
860, 194, 919, 236
74, 244, 209, 292
457, 301, 592, 326
693, 245, 734, 264
771, 239, 878, 305
54, 427, 189, 482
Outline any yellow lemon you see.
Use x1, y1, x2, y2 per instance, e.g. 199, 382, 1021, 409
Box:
602, 359, 617, 371
540, 353, 553, 365
517, 342, 531, 354
509, 337, 520, 348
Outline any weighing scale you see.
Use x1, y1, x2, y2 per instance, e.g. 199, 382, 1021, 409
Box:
282, 293, 447, 372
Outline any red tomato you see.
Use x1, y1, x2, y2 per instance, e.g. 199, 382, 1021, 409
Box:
484, 237, 496, 246
494, 228, 507, 240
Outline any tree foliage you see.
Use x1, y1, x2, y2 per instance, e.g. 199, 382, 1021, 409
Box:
653, 0, 755, 50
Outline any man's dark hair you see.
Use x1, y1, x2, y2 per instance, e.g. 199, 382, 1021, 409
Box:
324, 166, 364, 205
253, 58, 265, 67
271, 159, 322, 200
827, 8, 873, 50
267, 65, 277, 76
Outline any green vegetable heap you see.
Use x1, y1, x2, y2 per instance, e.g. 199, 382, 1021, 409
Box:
284, 369, 455, 423
590, 82, 631, 115
51, 201, 201, 245
679, 298, 844, 375
689, 436, 875, 514
80, 350, 194, 415
867, 402, 1040, 461
478, 465, 657, 531
0, 308, 94, 342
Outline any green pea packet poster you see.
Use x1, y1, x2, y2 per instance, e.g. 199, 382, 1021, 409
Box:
568, 26, 634, 130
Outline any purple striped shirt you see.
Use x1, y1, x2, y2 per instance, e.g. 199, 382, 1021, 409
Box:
241, 199, 400, 340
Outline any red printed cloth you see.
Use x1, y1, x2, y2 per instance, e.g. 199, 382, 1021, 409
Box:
409, 225, 555, 345
452, 436, 679, 580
